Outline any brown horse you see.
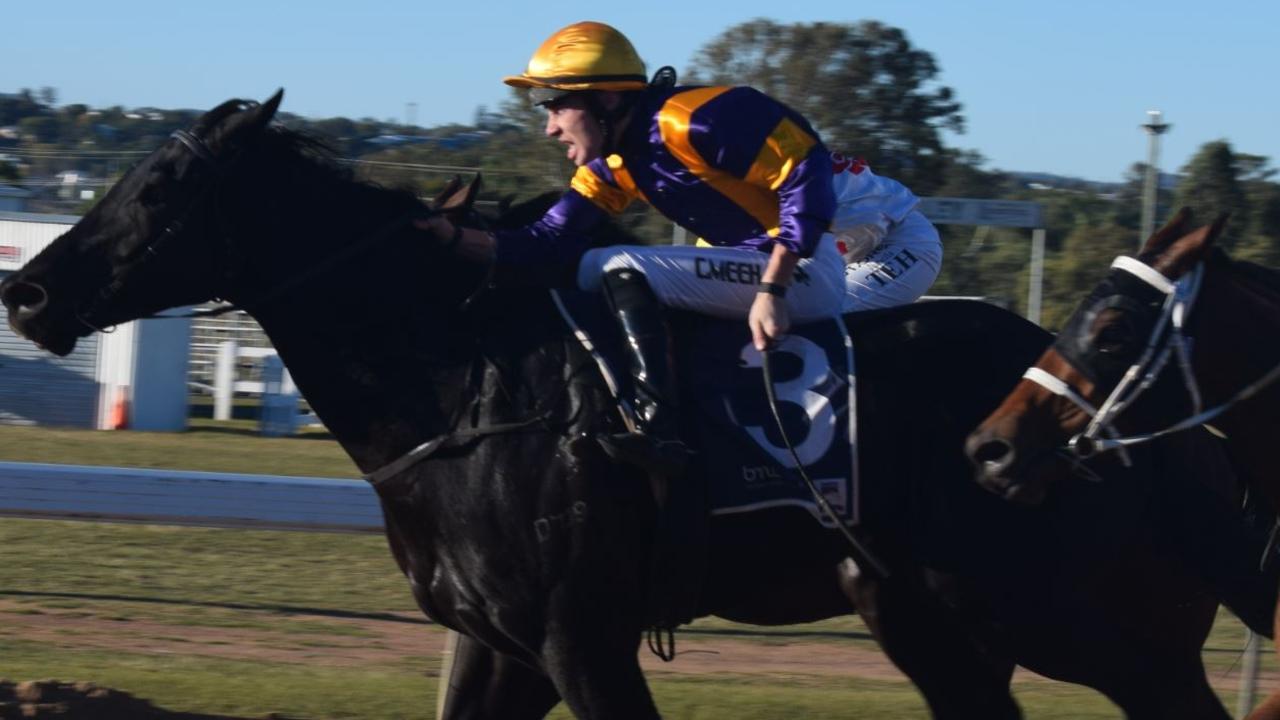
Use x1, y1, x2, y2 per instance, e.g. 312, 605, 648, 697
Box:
966, 209, 1280, 717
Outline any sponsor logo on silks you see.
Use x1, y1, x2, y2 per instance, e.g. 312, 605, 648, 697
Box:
695, 257, 813, 286
695, 257, 761, 285
831, 152, 867, 175
865, 247, 921, 287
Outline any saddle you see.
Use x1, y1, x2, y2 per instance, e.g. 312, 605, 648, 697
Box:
552, 289, 861, 632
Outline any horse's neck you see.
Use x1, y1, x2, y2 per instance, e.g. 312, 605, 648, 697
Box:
248, 303, 472, 475
1193, 261, 1280, 507
219, 166, 492, 475
1195, 262, 1280, 415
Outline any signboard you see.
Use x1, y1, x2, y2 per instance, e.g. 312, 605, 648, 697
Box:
919, 197, 1044, 228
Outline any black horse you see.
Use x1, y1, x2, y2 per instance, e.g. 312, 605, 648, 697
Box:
1, 93, 1269, 719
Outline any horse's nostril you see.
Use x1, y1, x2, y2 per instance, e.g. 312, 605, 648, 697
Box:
2, 280, 49, 316
971, 439, 1015, 469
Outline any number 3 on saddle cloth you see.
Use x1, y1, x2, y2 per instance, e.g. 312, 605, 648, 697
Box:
552, 289, 860, 528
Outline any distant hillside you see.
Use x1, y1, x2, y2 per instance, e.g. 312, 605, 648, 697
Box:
1008, 170, 1179, 194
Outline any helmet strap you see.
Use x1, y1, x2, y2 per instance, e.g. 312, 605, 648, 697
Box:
585, 91, 640, 155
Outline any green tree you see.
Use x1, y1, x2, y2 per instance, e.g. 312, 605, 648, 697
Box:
1039, 223, 1136, 330
932, 150, 1010, 199
1174, 140, 1250, 247
1237, 154, 1280, 265
18, 116, 57, 143
683, 19, 964, 194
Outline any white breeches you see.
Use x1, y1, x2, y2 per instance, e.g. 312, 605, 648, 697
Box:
577, 235, 846, 321
841, 210, 942, 314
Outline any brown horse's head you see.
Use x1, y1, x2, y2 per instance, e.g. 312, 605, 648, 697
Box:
965, 209, 1226, 504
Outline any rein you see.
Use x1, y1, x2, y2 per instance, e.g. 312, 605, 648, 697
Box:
76, 129, 240, 331
89, 120, 515, 491
1023, 255, 1280, 460
364, 341, 592, 496
84, 126, 487, 330
761, 350, 889, 580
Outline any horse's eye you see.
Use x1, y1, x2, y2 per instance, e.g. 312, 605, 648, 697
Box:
1094, 322, 1133, 354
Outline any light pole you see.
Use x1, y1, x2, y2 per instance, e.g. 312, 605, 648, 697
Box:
1139, 110, 1171, 248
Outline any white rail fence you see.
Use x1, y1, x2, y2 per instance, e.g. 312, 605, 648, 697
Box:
0, 461, 380, 532
211, 340, 320, 436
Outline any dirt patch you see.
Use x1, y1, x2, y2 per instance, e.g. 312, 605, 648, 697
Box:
0, 599, 1274, 714
0, 679, 279, 719
0, 600, 910, 680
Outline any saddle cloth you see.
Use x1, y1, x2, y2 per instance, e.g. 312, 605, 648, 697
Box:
551, 289, 860, 526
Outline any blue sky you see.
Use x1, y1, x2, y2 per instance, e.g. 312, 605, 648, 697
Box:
5, 0, 1277, 182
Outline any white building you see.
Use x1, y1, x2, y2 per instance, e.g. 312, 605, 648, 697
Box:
0, 212, 190, 430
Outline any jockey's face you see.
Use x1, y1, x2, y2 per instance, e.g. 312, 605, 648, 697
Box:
544, 94, 605, 167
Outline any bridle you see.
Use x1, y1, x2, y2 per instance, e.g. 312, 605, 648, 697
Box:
75, 117, 491, 333
75, 125, 244, 332
1023, 254, 1280, 460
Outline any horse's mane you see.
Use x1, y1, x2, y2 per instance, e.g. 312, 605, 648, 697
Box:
258, 125, 421, 207
1228, 253, 1280, 290
256, 127, 639, 247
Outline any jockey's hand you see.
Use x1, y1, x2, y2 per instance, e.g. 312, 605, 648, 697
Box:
413, 216, 456, 247
749, 291, 790, 351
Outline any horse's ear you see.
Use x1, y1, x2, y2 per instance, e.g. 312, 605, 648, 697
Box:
463, 173, 483, 207
207, 89, 284, 152
254, 89, 285, 126
440, 174, 483, 212
430, 176, 464, 210
1140, 206, 1195, 255
1152, 213, 1229, 279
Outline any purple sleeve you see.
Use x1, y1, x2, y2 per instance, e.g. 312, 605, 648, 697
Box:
773, 143, 836, 257
492, 190, 609, 265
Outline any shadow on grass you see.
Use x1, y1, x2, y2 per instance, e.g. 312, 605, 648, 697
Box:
0, 590, 425, 626
181, 424, 336, 441
0, 590, 875, 641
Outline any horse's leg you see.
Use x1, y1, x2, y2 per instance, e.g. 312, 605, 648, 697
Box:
838, 559, 1021, 720
540, 628, 658, 720
436, 631, 561, 720
1012, 542, 1230, 719
1091, 658, 1228, 720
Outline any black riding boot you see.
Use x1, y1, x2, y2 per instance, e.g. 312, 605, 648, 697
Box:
598, 268, 689, 480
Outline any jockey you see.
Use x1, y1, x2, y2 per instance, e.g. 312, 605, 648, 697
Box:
418, 21, 935, 473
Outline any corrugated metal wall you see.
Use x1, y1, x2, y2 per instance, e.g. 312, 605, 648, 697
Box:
0, 275, 101, 427
0, 214, 103, 427
0, 213, 80, 271
0, 271, 101, 427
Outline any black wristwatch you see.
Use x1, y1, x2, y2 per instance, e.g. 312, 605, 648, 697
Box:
758, 281, 789, 298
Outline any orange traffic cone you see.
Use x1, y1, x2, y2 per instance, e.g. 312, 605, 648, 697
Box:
109, 388, 130, 430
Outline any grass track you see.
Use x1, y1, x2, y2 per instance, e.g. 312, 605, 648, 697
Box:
0, 423, 1273, 717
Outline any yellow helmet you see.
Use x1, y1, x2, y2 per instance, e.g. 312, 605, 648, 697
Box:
504, 21, 647, 101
